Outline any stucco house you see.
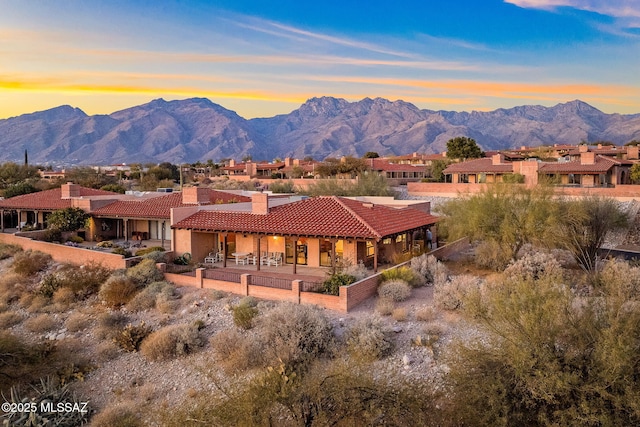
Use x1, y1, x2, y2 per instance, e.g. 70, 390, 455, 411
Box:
171, 193, 438, 273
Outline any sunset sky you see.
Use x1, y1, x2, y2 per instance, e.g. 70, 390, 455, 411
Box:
1, 0, 639, 119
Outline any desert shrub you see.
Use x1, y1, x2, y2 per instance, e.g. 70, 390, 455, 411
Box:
346, 315, 394, 361
140, 323, 203, 361
411, 254, 449, 287
42, 228, 63, 243
0, 243, 21, 260
415, 306, 437, 322
503, 250, 564, 283
209, 329, 261, 373
135, 246, 165, 257
474, 240, 512, 271
126, 258, 164, 286
322, 273, 356, 295
95, 341, 120, 362
24, 313, 58, 333
256, 303, 334, 369
99, 275, 139, 308
127, 281, 177, 312
599, 259, 640, 299
39, 263, 111, 298
342, 262, 370, 281
380, 266, 423, 287
94, 311, 128, 340
392, 307, 408, 321
434, 275, 481, 311
52, 287, 76, 307
378, 279, 411, 302
68, 235, 84, 244
64, 313, 90, 332
12, 250, 51, 277
0, 272, 27, 304
0, 310, 23, 328
113, 322, 152, 352
375, 298, 395, 316
90, 403, 142, 427
231, 300, 259, 330
23, 294, 49, 313
111, 246, 133, 258
0, 332, 50, 393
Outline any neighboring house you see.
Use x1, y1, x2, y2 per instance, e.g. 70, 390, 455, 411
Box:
365, 158, 426, 184
171, 193, 438, 273
0, 183, 250, 243
220, 159, 286, 177
38, 169, 66, 181
0, 184, 118, 230
443, 154, 518, 184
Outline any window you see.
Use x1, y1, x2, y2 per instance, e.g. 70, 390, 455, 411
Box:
366, 241, 375, 257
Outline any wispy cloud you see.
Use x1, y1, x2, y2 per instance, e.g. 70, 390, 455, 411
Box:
505, 0, 640, 18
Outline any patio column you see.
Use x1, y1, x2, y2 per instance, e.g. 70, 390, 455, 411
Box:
124, 219, 129, 241
1, 209, 4, 232
222, 233, 228, 268
331, 239, 337, 274
292, 237, 298, 275
161, 221, 166, 248
373, 240, 378, 273
256, 236, 261, 272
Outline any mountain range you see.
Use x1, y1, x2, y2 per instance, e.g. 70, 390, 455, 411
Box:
1, 97, 640, 166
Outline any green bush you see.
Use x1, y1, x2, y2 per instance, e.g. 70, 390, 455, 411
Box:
126, 258, 165, 286
68, 235, 84, 243
111, 246, 132, 258
12, 250, 51, 277
232, 302, 259, 330
322, 273, 356, 295
346, 315, 394, 361
127, 281, 177, 312
380, 266, 423, 287
135, 246, 166, 257
39, 262, 111, 298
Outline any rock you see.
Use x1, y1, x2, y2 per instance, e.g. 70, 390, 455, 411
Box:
402, 354, 411, 366
392, 326, 403, 333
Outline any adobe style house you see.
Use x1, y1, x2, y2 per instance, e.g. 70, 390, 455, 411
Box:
444, 149, 634, 188
171, 194, 438, 273
0, 183, 250, 244
365, 158, 426, 184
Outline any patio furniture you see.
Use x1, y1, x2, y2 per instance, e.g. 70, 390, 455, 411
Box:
246, 253, 258, 265
268, 253, 282, 267
232, 252, 250, 265
204, 252, 217, 263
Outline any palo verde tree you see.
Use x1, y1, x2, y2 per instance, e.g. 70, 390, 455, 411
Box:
446, 256, 640, 426
439, 183, 555, 269
446, 136, 483, 160
552, 196, 629, 273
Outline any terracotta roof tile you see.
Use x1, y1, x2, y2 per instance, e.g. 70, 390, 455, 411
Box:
173, 196, 438, 239
0, 187, 118, 210
444, 158, 514, 174
538, 156, 620, 173
92, 190, 250, 219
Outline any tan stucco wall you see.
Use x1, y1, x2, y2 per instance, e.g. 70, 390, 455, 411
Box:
173, 229, 193, 256
306, 239, 320, 267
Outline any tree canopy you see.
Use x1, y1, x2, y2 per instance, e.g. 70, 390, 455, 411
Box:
446, 136, 483, 160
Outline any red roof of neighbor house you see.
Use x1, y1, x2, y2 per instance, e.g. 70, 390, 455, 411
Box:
172, 196, 437, 239
538, 155, 629, 174
0, 187, 118, 210
444, 158, 515, 174
91, 190, 250, 219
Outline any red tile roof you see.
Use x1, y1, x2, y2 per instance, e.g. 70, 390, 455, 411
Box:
172, 196, 437, 239
538, 156, 625, 174
0, 187, 118, 210
366, 158, 426, 172
444, 158, 514, 174
92, 190, 250, 219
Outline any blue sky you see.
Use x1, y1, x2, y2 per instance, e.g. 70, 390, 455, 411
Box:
0, 0, 639, 119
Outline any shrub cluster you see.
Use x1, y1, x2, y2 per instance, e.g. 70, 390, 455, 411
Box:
209, 329, 261, 374
503, 250, 564, 283
140, 323, 203, 361
322, 273, 356, 295
434, 274, 480, 311
126, 258, 165, 286
12, 250, 51, 277
113, 322, 152, 352
346, 315, 394, 361
378, 279, 411, 302
127, 281, 177, 312
0, 243, 21, 260
411, 254, 449, 287
231, 297, 259, 330
99, 275, 138, 308
39, 262, 111, 299
380, 266, 423, 287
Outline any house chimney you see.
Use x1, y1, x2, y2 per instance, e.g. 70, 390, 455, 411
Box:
61, 182, 80, 198
285, 157, 293, 167
182, 187, 210, 204
252, 193, 269, 215
581, 151, 596, 165
229, 159, 236, 167
492, 153, 504, 165
627, 145, 639, 160
293, 158, 300, 166
579, 145, 589, 153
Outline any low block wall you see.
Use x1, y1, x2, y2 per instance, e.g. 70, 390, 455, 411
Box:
0, 233, 127, 269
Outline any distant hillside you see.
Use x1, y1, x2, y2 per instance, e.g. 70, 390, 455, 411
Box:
1, 97, 639, 165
